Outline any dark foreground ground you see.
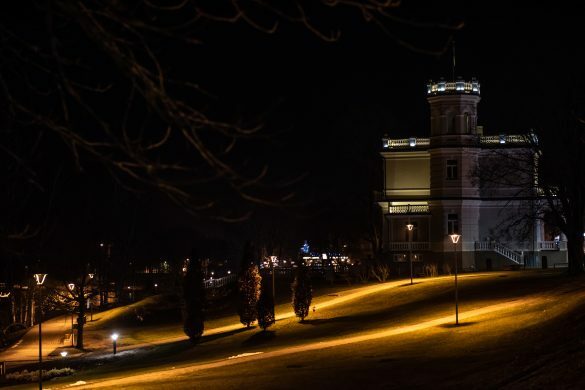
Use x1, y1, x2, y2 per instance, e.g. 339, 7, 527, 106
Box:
4, 270, 585, 389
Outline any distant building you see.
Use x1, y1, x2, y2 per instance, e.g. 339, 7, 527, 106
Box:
378, 78, 567, 272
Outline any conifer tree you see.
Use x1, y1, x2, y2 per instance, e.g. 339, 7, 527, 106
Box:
183, 254, 205, 343
292, 263, 312, 322
257, 275, 275, 331
238, 264, 262, 327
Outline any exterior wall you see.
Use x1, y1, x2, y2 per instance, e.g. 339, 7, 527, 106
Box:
383, 151, 430, 198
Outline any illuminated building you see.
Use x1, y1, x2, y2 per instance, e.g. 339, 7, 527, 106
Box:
378, 78, 567, 271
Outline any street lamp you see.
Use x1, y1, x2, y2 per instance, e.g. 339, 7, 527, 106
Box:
33, 273, 47, 390
406, 223, 414, 285
60, 351, 68, 358
270, 256, 278, 299
449, 234, 461, 325
111, 333, 119, 355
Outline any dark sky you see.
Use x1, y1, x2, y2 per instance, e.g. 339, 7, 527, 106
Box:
1, 1, 583, 274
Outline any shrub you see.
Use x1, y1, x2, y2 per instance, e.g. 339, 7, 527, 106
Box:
6, 367, 75, 382
292, 265, 312, 321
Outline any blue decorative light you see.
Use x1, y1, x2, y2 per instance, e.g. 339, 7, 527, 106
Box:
301, 240, 310, 254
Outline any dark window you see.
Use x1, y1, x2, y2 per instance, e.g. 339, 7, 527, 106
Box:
446, 159, 458, 180
448, 214, 459, 235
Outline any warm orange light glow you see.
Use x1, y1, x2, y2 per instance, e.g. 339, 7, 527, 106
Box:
406, 223, 414, 231
449, 234, 461, 244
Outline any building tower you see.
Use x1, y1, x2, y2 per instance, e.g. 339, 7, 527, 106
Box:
426, 78, 482, 268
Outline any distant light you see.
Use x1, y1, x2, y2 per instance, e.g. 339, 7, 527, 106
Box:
409, 138, 416, 147
227, 270, 231, 274
68, 283, 75, 291
88, 273, 94, 279
154, 283, 158, 287
100, 243, 104, 247
322, 253, 328, 260
111, 333, 119, 341
60, 351, 68, 357
499, 134, 506, 144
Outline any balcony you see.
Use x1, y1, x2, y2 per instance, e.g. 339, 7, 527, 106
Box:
388, 242, 430, 251
480, 134, 532, 145
538, 241, 567, 251
382, 137, 430, 149
387, 204, 430, 214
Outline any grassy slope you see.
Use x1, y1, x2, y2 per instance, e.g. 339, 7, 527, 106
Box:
8, 270, 585, 389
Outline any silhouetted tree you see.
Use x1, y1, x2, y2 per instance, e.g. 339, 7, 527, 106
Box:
46, 262, 96, 349
183, 253, 205, 343
257, 276, 275, 331
238, 263, 261, 327
292, 264, 312, 322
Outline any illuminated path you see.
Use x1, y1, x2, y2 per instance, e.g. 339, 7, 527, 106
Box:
101, 273, 502, 355
67, 295, 539, 389
0, 315, 70, 363
129, 273, 496, 347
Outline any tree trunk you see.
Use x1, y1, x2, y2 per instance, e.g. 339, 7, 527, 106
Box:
76, 298, 86, 349
567, 228, 585, 275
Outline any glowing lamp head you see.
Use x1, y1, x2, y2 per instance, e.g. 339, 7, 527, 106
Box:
60, 351, 68, 357
406, 224, 414, 231
34, 274, 47, 285
111, 333, 119, 341
68, 283, 75, 291
88, 273, 94, 279
449, 234, 461, 244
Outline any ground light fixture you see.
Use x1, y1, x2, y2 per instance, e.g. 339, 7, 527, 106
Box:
449, 234, 461, 325
111, 333, 119, 355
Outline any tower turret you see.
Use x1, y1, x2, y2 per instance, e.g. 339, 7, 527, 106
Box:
427, 78, 481, 138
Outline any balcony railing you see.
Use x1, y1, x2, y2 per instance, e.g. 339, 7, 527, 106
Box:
382, 137, 430, 149
388, 205, 430, 214
480, 135, 532, 145
388, 242, 430, 251
538, 241, 567, 251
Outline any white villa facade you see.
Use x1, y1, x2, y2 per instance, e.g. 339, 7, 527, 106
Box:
378, 78, 568, 272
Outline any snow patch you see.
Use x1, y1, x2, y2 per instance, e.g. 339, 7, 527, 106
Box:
227, 352, 263, 360
66, 381, 87, 387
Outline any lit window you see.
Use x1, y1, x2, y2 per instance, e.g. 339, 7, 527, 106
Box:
447, 214, 459, 235
446, 159, 458, 180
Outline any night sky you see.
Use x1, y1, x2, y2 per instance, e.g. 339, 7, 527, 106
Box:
1, 2, 583, 275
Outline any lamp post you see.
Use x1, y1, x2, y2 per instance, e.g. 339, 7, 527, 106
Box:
111, 333, 119, 355
33, 273, 47, 390
406, 223, 414, 285
67, 283, 75, 346
270, 256, 277, 300
449, 234, 461, 325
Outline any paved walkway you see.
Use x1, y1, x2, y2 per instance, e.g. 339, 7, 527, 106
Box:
0, 315, 71, 363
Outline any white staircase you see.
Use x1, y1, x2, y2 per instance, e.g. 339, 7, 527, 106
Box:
475, 241, 524, 264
